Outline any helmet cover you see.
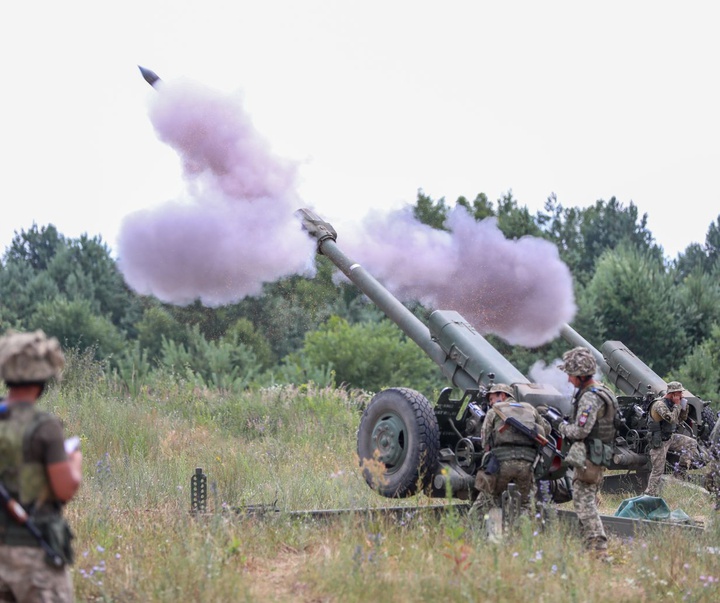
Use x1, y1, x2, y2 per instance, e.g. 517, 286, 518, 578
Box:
558, 346, 597, 376
488, 383, 515, 397
0, 330, 65, 384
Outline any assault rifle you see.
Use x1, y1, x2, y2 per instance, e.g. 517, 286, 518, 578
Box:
0, 481, 64, 568
491, 403, 565, 461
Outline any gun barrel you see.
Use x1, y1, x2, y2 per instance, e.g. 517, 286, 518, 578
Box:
560, 324, 666, 397
296, 208, 526, 391
559, 324, 610, 374
600, 340, 666, 397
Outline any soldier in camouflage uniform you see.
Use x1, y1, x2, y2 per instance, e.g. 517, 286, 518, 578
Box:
668, 432, 701, 478
472, 383, 550, 517
550, 347, 619, 558
703, 417, 720, 511
644, 381, 688, 496
0, 330, 82, 603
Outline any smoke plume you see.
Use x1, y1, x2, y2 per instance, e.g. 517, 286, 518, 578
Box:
119, 74, 575, 348
340, 206, 576, 347
117, 79, 315, 306
528, 359, 576, 396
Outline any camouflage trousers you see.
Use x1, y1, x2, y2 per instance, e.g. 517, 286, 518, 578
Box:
705, 459, 720, 509
573, 471, 607, 552
645, 434, 699, 495
0, 545, 73, 603
645, 438, 672, 496
472, 459, 534, 516
668, 433, 699, 472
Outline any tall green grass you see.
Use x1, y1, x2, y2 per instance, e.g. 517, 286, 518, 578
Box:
25, 351, 720, 601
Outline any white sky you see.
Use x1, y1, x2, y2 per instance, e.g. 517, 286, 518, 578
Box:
1, 1, 718, 260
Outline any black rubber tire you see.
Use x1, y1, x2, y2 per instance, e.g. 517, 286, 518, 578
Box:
700, 405, 718, 442
357, 387, 440, 498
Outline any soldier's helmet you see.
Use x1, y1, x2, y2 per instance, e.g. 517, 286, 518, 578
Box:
488, 383, 515, 398
665, 381, 684, 394
558, 346, 597, 376
0, 330, 65, 385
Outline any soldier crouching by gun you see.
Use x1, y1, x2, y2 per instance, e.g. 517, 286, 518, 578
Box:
471, 383, 551, 532
547, 347, 620, 561
0, 330, 82, 602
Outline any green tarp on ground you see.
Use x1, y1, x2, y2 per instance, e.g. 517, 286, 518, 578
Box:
614, 495, 692, 523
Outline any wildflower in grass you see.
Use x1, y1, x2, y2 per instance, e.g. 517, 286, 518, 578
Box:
700, 575, 718, 587
551, 564, 558, 574
513, 552, 519, 558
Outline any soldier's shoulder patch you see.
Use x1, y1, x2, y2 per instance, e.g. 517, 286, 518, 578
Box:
578, 410, 590, 426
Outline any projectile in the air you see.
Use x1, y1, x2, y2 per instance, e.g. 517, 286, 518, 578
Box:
138, 65, 161, 88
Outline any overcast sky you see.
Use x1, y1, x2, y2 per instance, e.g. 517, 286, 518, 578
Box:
1, 1, 718, 261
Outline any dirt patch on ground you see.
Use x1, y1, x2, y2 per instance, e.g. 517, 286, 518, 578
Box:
246, 543, 334, 603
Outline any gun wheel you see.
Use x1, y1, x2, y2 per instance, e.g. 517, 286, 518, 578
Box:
701, 405, 718, 442
357, 387, 440, 498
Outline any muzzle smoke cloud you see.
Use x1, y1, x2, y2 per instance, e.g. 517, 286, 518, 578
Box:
341, 207, 576, 347
119, 75, 576, 347
117, 79, 316, 306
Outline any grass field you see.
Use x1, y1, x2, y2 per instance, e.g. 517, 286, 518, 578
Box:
32, 354, 720, 602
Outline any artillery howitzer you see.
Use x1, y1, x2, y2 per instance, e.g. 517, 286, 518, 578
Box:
297, 208, 572, 501
560, 324, 717, 483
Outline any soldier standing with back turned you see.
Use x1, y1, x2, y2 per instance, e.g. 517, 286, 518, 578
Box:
0, 330, 82, 602
551, 347, 619, 560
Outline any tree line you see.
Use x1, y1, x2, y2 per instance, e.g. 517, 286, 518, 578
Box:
1, 191, 719, 404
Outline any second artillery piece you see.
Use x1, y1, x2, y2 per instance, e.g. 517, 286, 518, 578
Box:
296, 208, 573, 501
560, 325, 717, 487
